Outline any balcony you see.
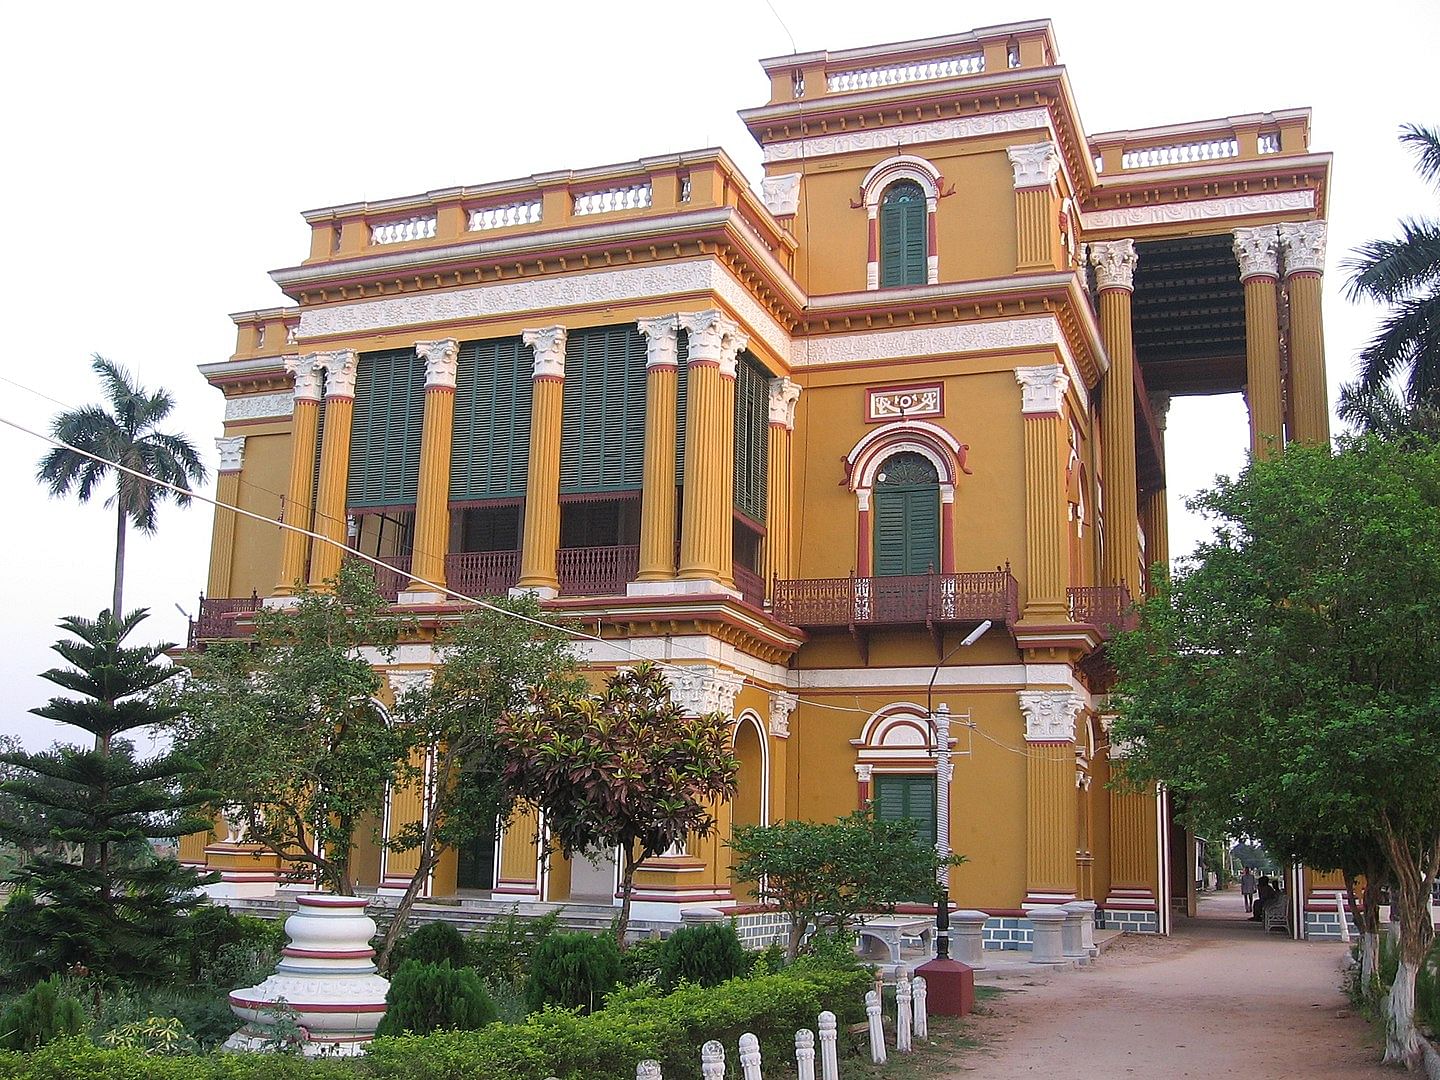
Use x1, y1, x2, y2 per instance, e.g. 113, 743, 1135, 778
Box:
367, 546, 640, 602
1067, 585, 1138, 639
557, 544, 639, 598
1088, 109, 1311, 176
445, 550, 522, 598
187, 593, 260, 649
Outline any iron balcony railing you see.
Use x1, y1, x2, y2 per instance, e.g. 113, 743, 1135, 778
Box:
445, 549, 522, 598
772, 568, 1020, 629
557, 544, 640, 597
187, 592, 261, 649
1067, 585, 1138, 638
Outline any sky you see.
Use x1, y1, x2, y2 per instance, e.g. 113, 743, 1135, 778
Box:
1, 1, 1435, 749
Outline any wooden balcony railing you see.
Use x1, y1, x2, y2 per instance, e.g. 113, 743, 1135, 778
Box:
773, 569, 1020, 630
1068, 585, 1138, 638
369, 555, 413, 603
557, 544, 640, 597
187, 593, 260, 649
733, 565, 766, 609
445, 549, 522, 599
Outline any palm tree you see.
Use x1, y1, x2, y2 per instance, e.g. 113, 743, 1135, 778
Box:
1343, 125, 1440, 406
1336, 380, 1440, 444
36, 356, 207, 617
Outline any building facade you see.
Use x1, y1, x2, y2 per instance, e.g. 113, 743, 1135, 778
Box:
184, 20, 1337, 941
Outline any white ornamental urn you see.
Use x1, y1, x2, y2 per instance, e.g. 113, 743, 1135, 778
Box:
225, 894, 390, 1057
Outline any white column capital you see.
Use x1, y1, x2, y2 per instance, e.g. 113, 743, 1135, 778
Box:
215, 436, 246, 473
768, 377, 802, 429
286, 353, 324, 402
666, 664, 744, 718
1278, 220, 1327, 275
1016, 364, 1070, 415
637, 316, 680, 369
386, 668, 433, 700
768, 691, 798, 738
1232, 225, 1281, 281
314, 349, 358, 398
416, 338, 459, 389
522, 325, 567, 379
1018, 690, 1085, 743
761, 173, 802, 217
1007, 141, 1061, 190
679, 309, 747, 376
1090, 240, 1138, 292
854, 763, 873, 783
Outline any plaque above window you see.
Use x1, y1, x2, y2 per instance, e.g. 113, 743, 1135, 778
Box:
865, 381, 944, 423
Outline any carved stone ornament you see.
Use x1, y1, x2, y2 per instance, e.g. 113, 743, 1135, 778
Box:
1018, 690, 1085, 743
415, 338, 459, 389
225, 391, 292, 422
1015, 364, 1070, 415
761, 172, 802, 216
285, 353, 324, 402
762, 108, 1053, 163
867, 383, 943, 422
522, 325, 567, 379
1079, 190, 1315, 231
768, 692, 798, 738
667, 664, 744, 718
768, 377, 802, 429
637, 315, 680, 368
315, 350, 359, 398
1006, 141, 1061, 190
1278, 220, 1327, 275
1149, 391, 1172, 433
1089, 240, 1138, 292
854, 763, 874, 783
215, 436, 246, 473
1232, 225, 1281, 281
386, 668, 433, 701
678, 309, 747, 377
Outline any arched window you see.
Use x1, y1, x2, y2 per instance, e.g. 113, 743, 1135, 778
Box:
873, 451, 940, 576
879, 181, 927, 287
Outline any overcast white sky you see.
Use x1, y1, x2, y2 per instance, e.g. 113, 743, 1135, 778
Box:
1, 1, 1435, 749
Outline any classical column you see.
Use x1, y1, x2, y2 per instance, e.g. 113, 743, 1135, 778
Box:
273, 354, 322, 597
1020, 690, 1084, 905
865, 206, 880, 290
677, 311, 745, 589
207, 437, 245, 599
1103, 725, 1161, 930
516, 326, 566, 597
378, 670, 434, 897
405, 339, 459, 601
1016, 365, 1070, 623
763, 377, 801, 590
1233, 226, 1284, 457
634, 316, 680, 584
1279, 221, 1331, 445
1007, 142, 1061, 271
1139, 393, 1171, 588
306, 350, 358, 588
1092, 240, 1140, 591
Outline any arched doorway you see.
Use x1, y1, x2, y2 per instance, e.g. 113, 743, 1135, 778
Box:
873, 451, 940, 576
730, 713, 768, 900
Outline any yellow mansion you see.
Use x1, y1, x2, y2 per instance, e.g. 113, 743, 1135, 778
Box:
185, 20, 1338, 945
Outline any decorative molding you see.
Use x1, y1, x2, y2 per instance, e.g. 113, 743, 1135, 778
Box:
1006, 141, 1061, 190
860, 154, 943, 208
314, 350, 358, 398
768, 377, 802, 428
768, 692, 798, 738
1089, 240, 1138, 292
522, 325, 567, 379
762, 108, 1053, 164
667, 664, 745, 718
215, 436, 246, 473
1278, 220, 1327, 275
678, 309, 747, 377
386, 669, 433, 699
1078, 190, 1315, 231
637, 315, 680, 368
1149, 391, 1172, 433
415, 338, 459, 389
284, 354, 323, 403
224, 391, 292, 422
1018, 690, 1084, 742
1232, 225, 1281, 281
760, 173, 802, 216
1016, 364, 1070, 415
866, 382, 943, 423
854, 763, 874, 783
797, 314, 1064, 368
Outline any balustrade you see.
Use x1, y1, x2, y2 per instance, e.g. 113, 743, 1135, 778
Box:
1121, 137, 1238, 170
733, 565, 766, 609
445, 549, 522, 598
773, 569, 1019, 629
370, 215, 437, 245
369, 554, 413, 602
468, 199, 542, 231
1067, 584, 1137, 637
826, 53, 983, 93
573, 183, 652, 216
188, 593, 260, 648
557, 544, 640, 597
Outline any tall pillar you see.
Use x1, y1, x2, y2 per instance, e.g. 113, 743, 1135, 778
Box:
378, 670, 434, 897
405, 339, 459, 601
307, 350, 359, 588
1016, 366, 1071, 623
677, 311, 745, 589
516, 326, 566, 597
208, 437, 245, 598
635, 316, 680, 584
273, 355, 322, 597
1233, 226, 1284, 457
1103, 727, 1161, 932
763, 377, 801, 590
1139, 393, 1171, 589
1279, 221, 1331, 445
1007, 142, 1062, 271
1019, 690, 1084, 905
1091, 241, 1140, 590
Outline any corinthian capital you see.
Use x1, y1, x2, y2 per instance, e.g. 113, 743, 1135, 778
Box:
315, 350, 358, 399
679, 310, 747, 376
1006, 141, 1061, 190
768, 377, 802, 429
1090, 240, 1138, 292
215, 436, 246, 473
522, 325, 567, 380
286, 353, 324, 402
416, 338, 459, 389
1232, 226, 1281, 281
1015, 364, 1070, 415
1278, 220, 1327, 275
637, 316, 680, 369
1018, 690, 1085, 743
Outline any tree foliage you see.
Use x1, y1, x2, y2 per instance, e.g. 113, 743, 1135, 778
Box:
374, 959, 497, 1037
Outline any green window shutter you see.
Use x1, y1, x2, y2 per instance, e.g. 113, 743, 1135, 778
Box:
880, 180, 927, 287
873, 451, 940, 576
346, 349, 426, 509
732, 352, 769, 523
675, 331, 689, 483
451, 337, 532, 501
873, 775, 937, 850
560, 325, 647, 495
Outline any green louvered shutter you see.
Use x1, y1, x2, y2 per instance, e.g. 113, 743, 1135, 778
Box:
879, 180, 927, 287
675, 331, 689, 482
561, 326, 647, 494
873, 775, 937, 898
347, 349, 426, 509
733, 353, 769, 523
873, 451, 940, 576
451, 337, 532, 501
309, 398, 326, 527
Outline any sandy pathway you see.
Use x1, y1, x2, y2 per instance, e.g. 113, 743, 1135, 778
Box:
948, 889, 1390, 1078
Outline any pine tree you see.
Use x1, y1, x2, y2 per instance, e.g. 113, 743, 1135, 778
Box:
0, 609, 216, 985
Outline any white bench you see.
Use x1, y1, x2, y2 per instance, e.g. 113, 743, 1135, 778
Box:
855, 917, 935, 965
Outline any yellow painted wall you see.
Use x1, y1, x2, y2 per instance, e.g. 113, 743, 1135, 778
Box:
226, 428, 289, 598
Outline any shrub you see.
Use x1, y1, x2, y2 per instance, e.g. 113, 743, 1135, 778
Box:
526, 932, 622, 1014
390, 921, 468, 973
657, 922, 747, 989
747, 942, 787, 978
617, 937, 665, 986
185, 905, 285, 987
376, 959, 498, 1037
467, 907, 561, 986
0, 977, 86, 1051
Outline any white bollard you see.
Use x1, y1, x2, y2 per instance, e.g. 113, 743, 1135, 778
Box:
818, 1011, 839, 1080
1335, 891, 1351, 943
865, 989, 887, 1064
895, 966, 913, 1053
702, 1039, 727, 1080
795, 1028, 816, 1080
637, 1063, 663, 1080
739, 1032, 762, 1080
913, 975, 929, 1040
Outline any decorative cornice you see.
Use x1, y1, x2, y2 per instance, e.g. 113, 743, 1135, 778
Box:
415, 338, 459, 389
768, 691, 798, 738
1078, 190, 1314, 231
224, 391, 292, 422
1089, 240, 1138, 292
768, 377, 802, 429
522, 325, 567, 379
1016, 364, 1070, 415
762, 107, 1052, 163
386, 669, 433, 700
215, 436, 246, 473
1007, 141, 1061, 190
637, 315, 680, 369
285, 354, 324, 402
667, 664, 745, 718
314, 350, 358, 398
1232, 225, 1281, 282
761, 173, 802, 216
1018, 690, 1084, 743
1278, 220, 1327, 275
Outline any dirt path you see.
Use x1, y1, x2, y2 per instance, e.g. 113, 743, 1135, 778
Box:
948, 888, 1390, 1078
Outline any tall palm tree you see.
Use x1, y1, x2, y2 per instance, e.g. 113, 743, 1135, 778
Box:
37, 356, 207, 617
1336, 380, 1440, 444
1343, 125, 1440, 406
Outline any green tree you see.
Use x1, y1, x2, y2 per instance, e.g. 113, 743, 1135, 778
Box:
173, 561, 407, 895
1109, 440, 1440, 1067
1337, 380, 1440, 443
36, 356, 206, 618
496, 663, 739, 943
730, 808, 963, 959
0, 610, 215, 985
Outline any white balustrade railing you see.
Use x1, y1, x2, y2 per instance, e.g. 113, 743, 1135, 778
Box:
818, 1012, 839, 1080
865, 990, 886, 1065
573, 182, 652, 216
370, 215, 436, 245
1257, 132, 1281, 154
826, 53, 983, 93
1121, 137, 1239, 170
739, 1033, 763, 1080
795, 1028, 816, 1080
468, 199, 542, 231
895, 969, 913, 1053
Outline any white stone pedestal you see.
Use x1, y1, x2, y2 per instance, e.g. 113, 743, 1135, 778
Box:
1064, 899, 1099, 957
1027, 906, 1068, 965
951, 910, 990, 969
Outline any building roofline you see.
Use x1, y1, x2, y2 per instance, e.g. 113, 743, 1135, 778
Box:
756, 20, 1055, 73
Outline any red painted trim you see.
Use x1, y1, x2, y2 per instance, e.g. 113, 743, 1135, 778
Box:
283, 948, 375, 959
689, 359, 721, 369
926, 207, 938, 252
856, 507, 872, 576
533, 374, 563, 383
857, 778, 871, 807
296, 895, 368, 909
229, 996, 386, 1014
867, 218, 878, 262
424, 385, 456, 395
941, 500, 955, 573
1285, 269, 1323, 280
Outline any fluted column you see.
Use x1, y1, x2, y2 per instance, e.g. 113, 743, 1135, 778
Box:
404, 339, 459, 600
1007, 142, 1061, 271
1016, 365, 1071, 623
516, 326, 566, 597
635, 317, 680, 583
273, 355, 322, 597
677, 311, 745, 588
207, 437, 245, 599
1104, 729, 1160, 924
1233, 226, 1284, 458
1139, 393, 1171, 589
1280, 221, 1331, 445
1020, 690, 1084, 905
378, 670, 434, 897
307, 350, 359, 588
763, 377, 801, 591
1092, 240, 1140, 590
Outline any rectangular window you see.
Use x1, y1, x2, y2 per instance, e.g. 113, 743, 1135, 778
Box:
560, 325, 647, 494
451, 337, 532, 501
872, 774, 937, 851
347, 349, 427, 509
733, 352, 770, 524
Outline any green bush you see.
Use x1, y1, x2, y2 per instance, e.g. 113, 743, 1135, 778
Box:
617, 937, 665, 986
185, 906, 285, 987
747, 942, 787, 978
657, 922, 747, 989
390, 921, 468, 974
0, 977, 86, 1051
375, 960, 498, 1037
466, 907, 561, 986
526, 932, 621, 1014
